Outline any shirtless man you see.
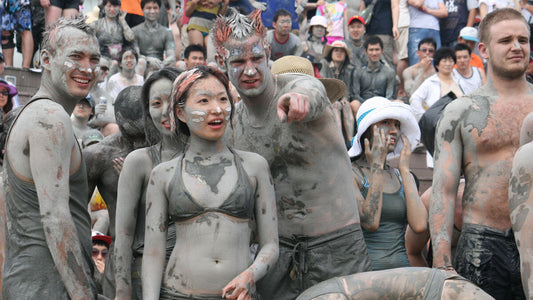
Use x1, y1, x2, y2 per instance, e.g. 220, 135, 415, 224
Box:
429, 8, 531, 299
2, 17, 99, 299
402, 38, 436, 100
213, 9, 371, 299
509, 112, 533, 298
133, 0, 176, 72
84, 86, 147, 298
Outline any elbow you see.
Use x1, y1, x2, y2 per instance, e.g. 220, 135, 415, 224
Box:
361, 219, 380, 232
411, 222, 428, 234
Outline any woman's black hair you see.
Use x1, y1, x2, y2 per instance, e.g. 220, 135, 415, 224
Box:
433, 47, 456, 72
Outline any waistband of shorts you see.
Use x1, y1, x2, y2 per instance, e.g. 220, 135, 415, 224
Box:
461, 223, 514, 239
279, 222, 362, 249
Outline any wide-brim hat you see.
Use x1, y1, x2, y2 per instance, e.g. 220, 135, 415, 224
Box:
0, 79, 17, 97
348, 97, 420, 159
271, 55, 346, 103
323, 40, 351, 59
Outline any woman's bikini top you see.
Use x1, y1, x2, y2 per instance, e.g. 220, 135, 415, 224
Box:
168, 147, 255, 222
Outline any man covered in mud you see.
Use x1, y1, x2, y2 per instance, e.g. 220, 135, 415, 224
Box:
509, 112, 533, 299
133, 0, 176, 71
213, 9, 371, 300
84, 86, 147, 298
429, 8, 532, 299
2, 17, 99, 299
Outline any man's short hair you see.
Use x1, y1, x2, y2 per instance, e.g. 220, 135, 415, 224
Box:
433, 47, 456, 71
479, 8, 528, 44
273, 9, 291, 23
41, 16, 96, 56
101, 0, 121, 8
184, 44, 206, 59
141, 0, 161, 9
118, 46, 138, 65
364, 35, 383, 50
418, 38, 437, 50
454, 43, 472, 55
212, 8, 267, 61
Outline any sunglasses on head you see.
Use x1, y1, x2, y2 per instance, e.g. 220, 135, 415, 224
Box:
92, 248, 108, 257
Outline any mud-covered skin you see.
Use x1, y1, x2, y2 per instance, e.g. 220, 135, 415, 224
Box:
509, 134, 533, 298
84, 86, 146, 298
143, 75, 278, 300
296, 267, 494, 300
133, 11, 176, 65
429, 15, 533, 271
3, 23, 100, 299
114, 78, 183, 300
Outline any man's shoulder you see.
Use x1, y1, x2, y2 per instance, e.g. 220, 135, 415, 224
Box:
289, 33, 301, 42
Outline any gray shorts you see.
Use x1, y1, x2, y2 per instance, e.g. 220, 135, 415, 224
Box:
256, 223, 371, 300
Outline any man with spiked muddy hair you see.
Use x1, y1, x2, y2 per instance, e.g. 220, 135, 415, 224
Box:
213, 9, 372, 300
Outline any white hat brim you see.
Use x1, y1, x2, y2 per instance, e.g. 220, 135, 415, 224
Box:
348, 99, 420, 159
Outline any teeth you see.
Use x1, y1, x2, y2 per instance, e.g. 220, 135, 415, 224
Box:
73, 78, 89, 84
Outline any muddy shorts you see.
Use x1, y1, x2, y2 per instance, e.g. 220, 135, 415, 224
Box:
256, 223, 371, 300
159, 286, 258, 300
454, 223, 525, 300
1, 5, 31, 31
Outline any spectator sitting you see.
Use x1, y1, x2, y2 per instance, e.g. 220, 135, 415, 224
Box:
360, 0, 395, 67
183, 44, 206, 69
92, 231, 111, 293
346, 15, 368, 69
0, 78, 17, 116
402, 38, 437, 100
409, 47, 463, 121
349, 36, 396, 114
133, 0, 177, 73
71, 96, 95, 146
453, 43, 487, 95
320, 40, 354, 98
302, 15, 328, 63
457, 26, 484, 69
266, 9, 303, 61
106, 47, 145, 100
316, 0, 347, 44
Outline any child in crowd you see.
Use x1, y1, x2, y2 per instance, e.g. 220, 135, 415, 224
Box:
185, 0, 229, 47
316, 0, 347, 44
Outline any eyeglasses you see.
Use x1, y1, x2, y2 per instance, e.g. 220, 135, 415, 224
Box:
278, 20, 292, 25
0, 91, 8, 96
92, 248, 108, 257
419, 48, 435, 53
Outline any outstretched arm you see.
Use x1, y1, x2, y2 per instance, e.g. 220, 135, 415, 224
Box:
276, 76, 329, 123
223, 154, 278, 300
429, 101, 463, 270
115, 150, 150, 299
142, 165, 171, 300
30, 106, 95, 299
509, 142, 533, 299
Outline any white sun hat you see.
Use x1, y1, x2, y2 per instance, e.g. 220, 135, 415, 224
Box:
348, 97, 420, 159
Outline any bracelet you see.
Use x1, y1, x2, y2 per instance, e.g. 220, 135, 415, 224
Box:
436, 265, 454, 271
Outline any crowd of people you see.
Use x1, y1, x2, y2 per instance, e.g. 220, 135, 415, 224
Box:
0, 0, 531, 300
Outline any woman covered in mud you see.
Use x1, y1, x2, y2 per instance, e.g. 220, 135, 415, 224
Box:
114, 67, 183, 300
348, 96, 427, 271
142, 66, 279, 300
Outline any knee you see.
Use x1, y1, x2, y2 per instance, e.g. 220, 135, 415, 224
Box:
1, 31, 15, 49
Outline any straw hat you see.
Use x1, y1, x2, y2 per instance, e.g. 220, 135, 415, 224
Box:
323, 40, 351, 59
348, 97, 420, 159
271, 55, 346, 103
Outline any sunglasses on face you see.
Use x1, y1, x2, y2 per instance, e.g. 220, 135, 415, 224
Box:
419, 48, 435, 53
92, 248, 108, 257
0, 91, 9, 96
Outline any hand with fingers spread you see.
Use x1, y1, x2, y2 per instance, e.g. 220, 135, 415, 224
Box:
398, 134, 412, 172
365, 125, 389, 168
276, 93, 310, 123
112, 157, 124, 175
222, 270, 254, 300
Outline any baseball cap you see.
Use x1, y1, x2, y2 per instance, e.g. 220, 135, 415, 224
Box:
92, 230, 112, 247
459, 27, 478, 42
348, 15, 366, 26
82, 129, 104, 148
